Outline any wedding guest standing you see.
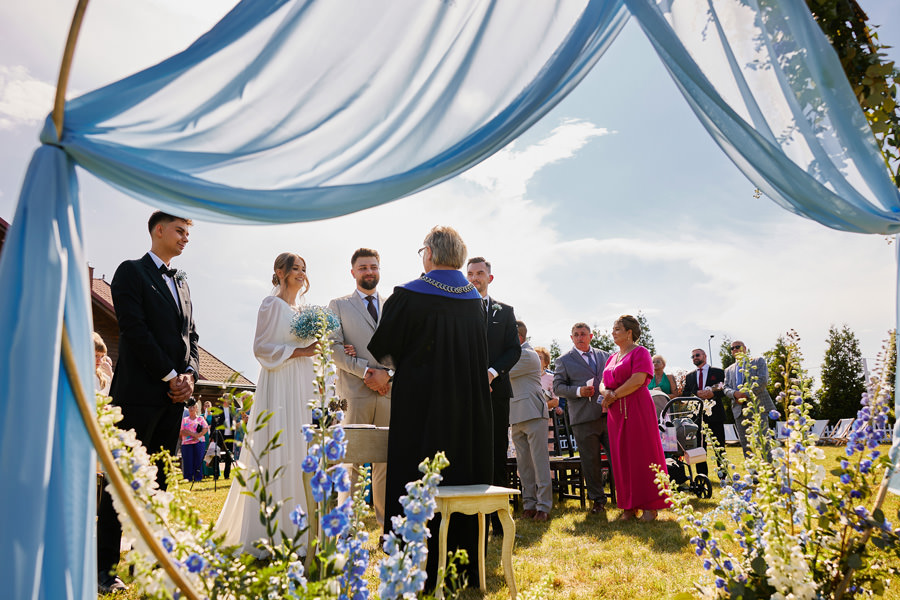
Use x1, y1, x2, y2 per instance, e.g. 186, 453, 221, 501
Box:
601, 315, 668, 522
724, 340, 777, 457
328, 247, 391, 525
368, 226, 492, 588
553, 323, 611, 514
508, 321, 552, 521
466, 256, 520, 533
682, 348, 727, 478
648, 355, 679, 397
216, 252, 320, 557
534, 346, 562, 416
93, 332, 113, 396
97, 211, 199, 593
181, 398, 209, 482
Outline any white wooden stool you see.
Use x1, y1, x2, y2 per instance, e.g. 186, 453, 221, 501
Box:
433, 484, 521, 599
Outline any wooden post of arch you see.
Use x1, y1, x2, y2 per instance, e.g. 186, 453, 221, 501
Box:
53, 2, 202, 598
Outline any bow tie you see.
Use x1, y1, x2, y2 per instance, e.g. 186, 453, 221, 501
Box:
159, 264, 177, 278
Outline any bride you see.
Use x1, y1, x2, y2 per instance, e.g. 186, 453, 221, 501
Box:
215, 252, 319, 556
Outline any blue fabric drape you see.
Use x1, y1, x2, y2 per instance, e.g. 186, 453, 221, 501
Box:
0, 2, 630, 597
625, 0, 900, 234
0, 146, 94, 599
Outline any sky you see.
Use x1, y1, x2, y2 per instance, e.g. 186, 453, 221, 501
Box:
1, 0, 899, 387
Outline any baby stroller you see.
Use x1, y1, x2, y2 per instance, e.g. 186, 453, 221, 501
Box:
658, 397, 712, 499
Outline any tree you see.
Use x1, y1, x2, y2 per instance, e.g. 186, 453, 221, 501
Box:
817, 324, 867, 421
549, 339, 562, 370
806, 0, 900, 187
635, 312, 657, 356
764, 330, 815, 416
719, 335, 735, 370
886, 329, 897, 407
590, 327, 614, 352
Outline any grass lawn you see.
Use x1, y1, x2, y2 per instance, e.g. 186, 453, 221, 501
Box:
103, 446, 900, 599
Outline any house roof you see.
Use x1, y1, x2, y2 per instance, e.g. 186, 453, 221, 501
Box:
90, 276, 254, 386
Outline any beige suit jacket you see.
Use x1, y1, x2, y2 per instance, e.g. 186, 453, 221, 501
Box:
327, 290, 391, 402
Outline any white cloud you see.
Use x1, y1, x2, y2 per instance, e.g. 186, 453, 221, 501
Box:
0, 66, 54, 129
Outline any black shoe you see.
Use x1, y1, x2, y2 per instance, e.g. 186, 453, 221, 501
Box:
98, 573, 127, 594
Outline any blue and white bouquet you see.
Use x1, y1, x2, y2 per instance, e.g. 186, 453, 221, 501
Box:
291, 305, 340, 340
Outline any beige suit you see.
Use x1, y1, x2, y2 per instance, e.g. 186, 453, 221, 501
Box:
328, 290, 391, 524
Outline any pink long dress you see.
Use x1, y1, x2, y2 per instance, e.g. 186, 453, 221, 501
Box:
603, 346, 669, 511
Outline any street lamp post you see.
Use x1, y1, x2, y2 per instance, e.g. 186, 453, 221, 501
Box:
708, 334, 715, 367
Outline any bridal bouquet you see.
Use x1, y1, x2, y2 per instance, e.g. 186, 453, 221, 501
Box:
291, 305, 340, 340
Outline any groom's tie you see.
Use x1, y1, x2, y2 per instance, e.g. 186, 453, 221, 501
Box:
365, 295, 378, 323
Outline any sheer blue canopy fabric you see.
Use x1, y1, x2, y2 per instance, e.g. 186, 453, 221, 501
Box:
625, 0, 900, 234
48, 0, 630, 223
3, 0, 900, 597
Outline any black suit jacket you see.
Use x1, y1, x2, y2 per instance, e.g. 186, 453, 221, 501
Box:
109, 253, 199, 407
682, 365, 727, 424
485, 299, 520, 400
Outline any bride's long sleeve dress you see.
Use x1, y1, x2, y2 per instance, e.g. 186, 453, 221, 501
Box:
215, 295, 314, 556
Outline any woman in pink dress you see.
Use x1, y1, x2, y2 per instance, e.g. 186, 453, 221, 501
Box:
601, 315, 669, 521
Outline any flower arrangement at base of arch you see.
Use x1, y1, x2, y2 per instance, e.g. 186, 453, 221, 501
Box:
656, 332, 900, 599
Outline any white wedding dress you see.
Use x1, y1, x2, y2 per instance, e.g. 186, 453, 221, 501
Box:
215, 295, 314, 557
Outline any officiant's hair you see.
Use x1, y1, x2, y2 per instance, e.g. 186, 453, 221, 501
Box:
423, 225, 467, 269
271, 252, 310, 295
148, 211, 193, 233
351, 248, 380, 265
615, 314, 641, 342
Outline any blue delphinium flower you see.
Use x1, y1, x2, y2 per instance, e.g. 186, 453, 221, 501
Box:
322, 507, 350, 537
301, 454, 319, 474
768, 409, 781, 420
302, 425, 315, 443
290, 505, 308, 530
324, 438, 346, 462
311, 469, 332, 503
161, 536, 174, 553
185, 553, 207, 573
332, 465, 351, 494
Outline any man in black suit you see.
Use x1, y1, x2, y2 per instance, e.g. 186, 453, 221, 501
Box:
466, 257, 520, 529
209, 394, 239, 479
97, 212, 199, 593
681, 348, 726, 478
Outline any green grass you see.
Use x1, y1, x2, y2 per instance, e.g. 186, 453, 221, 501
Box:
103, 446, 900, 599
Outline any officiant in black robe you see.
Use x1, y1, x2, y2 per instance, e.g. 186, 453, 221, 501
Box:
368, 225, 492, 588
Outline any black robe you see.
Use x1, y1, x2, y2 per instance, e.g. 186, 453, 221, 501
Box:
368, 286, 493, 587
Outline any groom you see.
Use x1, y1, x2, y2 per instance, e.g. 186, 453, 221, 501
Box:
97, 211, 200, 593
328, 248, 391, 525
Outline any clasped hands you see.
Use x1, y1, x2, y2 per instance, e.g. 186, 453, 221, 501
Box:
168, 373, 194, 403
343, 344, 391, 395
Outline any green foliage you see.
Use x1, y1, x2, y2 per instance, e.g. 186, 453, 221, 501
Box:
549, 339, 561, 370
807, 0, 900, 186
818, 324, 867, 421
719, 335, 735, 370
764, 330, 814, 415
590, 327, 614, 352
886, 329, 897, 412
635, 312, 657, 356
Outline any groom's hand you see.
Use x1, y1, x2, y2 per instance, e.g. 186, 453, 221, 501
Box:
168, 374, 194, 403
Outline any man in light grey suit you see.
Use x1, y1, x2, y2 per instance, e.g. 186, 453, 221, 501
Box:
553, 322, 612, 514
328, 248, 392, 524
508, 320, 552, 521
724, 340, 777, 458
